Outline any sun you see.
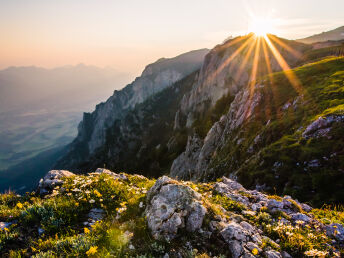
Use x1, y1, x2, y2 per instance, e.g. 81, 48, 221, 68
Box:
249, 17, 275, 37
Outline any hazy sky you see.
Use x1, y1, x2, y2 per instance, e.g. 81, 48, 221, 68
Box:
1, 0, 343, 74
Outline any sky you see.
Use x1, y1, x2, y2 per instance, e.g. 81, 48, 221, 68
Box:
1, 0, 343, 75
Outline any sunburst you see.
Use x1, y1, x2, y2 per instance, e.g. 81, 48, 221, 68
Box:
203, 16, 305, 118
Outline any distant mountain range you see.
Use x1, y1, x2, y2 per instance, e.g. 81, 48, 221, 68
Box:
298, 25, 344, 44
0, 50, 209, 192
0, 65, 132, 181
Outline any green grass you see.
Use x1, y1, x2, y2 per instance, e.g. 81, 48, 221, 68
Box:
0, 174, 342, 257
209, 57, 344, 206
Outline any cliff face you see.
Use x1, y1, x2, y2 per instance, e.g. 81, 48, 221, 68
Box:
56, 49, 208, 169
179, 34, 310, 126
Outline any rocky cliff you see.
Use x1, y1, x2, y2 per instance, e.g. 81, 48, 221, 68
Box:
57, 71, 199, 177
179, 34, 310, 126
56, 49, 208, 169
171, 57, 344, 205
0, 169, 342, 257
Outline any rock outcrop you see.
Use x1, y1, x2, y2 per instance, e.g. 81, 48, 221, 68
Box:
38, 170, 75, 194
145, 176, 206, 241
171, 85, 263, 180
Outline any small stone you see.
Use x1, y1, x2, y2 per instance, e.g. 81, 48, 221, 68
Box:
265, 250, 282, 258
38, 227, 45, 236
245, 242, 262, 253
240, 221, 255, 235
0, 222, 12, 230
95, 168, 128, 180
268, 199, 284, 210
220, 222, 246, 242
281, 251, 292, 258
290, 213, 311, 223
222, 177, 245, 191
301, 203, 312, 212
228, 240, 243, 258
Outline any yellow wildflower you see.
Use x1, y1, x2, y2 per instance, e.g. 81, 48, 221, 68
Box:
93, 190, 102, 198
31, 246, 37, 252
4, 228, 9, 232
84, 227, 90, 234
86, 246, 98, 256
75, 202, 79, 207
252, 248, 259, 255
120, 201, 127, 207
16, 202, 23, 209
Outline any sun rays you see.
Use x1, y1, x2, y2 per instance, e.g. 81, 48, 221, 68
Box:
208, 31, 305, 106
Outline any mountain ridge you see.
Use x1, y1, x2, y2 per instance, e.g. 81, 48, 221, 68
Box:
298, 26, 344, 44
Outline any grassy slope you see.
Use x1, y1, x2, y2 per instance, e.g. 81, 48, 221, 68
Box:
0, 173, 342, 257
210, 57, 344, 206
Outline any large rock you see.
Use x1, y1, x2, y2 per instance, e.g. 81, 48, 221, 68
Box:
38, 170, 74, 194
145, 176, 206, 241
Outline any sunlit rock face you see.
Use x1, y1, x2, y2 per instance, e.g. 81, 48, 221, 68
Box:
179, 34, 309, 118
56, 49, 208, 169
171, 85, 263, 180
170, 35, 311, 181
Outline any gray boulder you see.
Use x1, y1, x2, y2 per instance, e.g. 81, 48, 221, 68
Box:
265, 250, 282, 258
220, 222, 247, 242
145, 176, 206, 241
290, 213, 311, 223
95, 168, 127, 180
325, 223, 344, 242
38, 170, 74, 194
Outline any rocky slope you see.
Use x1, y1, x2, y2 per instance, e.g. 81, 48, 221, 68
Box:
0, 169, 343, 257
171, 57, 344, 206
56, 49, 209, 169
